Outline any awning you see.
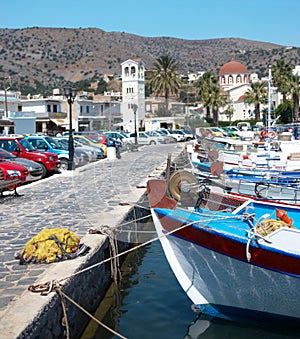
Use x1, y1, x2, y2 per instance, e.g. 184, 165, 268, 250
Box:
0, 119, 14, 126
113, 121, 131, 127
50, 118, 69, 126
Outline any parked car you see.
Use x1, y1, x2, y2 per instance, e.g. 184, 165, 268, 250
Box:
0, 160, 29, 194
154, 130, 177, 143
176, 129, 195, 141
72, 135, 107, 157
103, 131, 133, 147
158, 129, 185, 142
145, 131, 166, 144
25, 135, 76, 171
128, 132, 162, 145
53, 137, 98, 163
0, 148, 43, 182
0, 136, 60, 178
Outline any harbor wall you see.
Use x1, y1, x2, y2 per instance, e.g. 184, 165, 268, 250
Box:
6, 148, 186, 339
18, 201, 150, 339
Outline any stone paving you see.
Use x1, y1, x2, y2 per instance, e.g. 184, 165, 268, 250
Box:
0, 143, 186, 320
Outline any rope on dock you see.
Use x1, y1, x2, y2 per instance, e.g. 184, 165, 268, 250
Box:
27, 211, 251, 338
29, 279, 127, 339
89, 225, 121, 284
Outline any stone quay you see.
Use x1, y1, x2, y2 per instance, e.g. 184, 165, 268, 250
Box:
0, 143, 187, 338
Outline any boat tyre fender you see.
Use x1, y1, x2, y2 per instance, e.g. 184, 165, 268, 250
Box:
254, 182, 269, 198
268, 131, 277, 139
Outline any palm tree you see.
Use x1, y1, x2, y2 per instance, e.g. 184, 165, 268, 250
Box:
149, 55, 182, 116
290, 74, 300, 122
210, 85, 228, 125
272, 60, 293, 102
196, 71, 219, 121
243, 81, 267, 120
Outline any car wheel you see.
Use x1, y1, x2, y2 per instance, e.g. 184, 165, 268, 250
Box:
150, 140, 156, 145
39, 163, 47, 178
60, 159, 69, 171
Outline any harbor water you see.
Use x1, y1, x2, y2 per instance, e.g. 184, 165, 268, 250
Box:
82, 218, 300, 339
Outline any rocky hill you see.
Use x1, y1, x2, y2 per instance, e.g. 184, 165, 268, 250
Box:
0, 27, 299, 93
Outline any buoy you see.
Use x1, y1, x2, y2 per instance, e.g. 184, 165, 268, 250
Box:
268, 131, 277, 139
276, 209, 293, 226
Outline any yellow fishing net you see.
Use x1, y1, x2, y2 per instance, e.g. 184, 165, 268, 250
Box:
17, 228, 82, 264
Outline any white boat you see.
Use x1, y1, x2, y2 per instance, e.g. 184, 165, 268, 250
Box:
147, 177, 300, 325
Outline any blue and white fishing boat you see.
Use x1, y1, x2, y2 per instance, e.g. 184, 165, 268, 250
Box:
147, 177, 300, 325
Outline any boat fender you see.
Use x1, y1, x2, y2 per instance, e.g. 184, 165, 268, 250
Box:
276, 209, 293, 226
268, 131, 277, 139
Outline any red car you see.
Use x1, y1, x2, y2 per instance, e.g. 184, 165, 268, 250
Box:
0, 160, 29, 194
0, 136, 60, 178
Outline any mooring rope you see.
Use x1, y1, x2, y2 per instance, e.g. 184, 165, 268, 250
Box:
27, 210, 251, 337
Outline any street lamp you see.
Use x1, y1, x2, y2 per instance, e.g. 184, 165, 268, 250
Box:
132, 104, 138, 144
64, 86, 77, 170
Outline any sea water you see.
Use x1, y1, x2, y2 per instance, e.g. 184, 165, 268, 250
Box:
82, 220, 300, 339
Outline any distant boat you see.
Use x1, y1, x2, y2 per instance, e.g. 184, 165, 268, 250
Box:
147, 178, 300, 325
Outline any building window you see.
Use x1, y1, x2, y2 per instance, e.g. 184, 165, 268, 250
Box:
229, 76, 233, 84
47, 104, 51, 112
131, 66, 136, 76
125, 67, 129, 76
53, 104, 57, 113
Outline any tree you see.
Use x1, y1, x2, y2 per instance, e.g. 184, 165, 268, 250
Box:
195, 71, 219, 121
276, 101, 293, 124
243, 81, 267, 120
290, 74, 300, 122
149, 55, 182, 116
272, 60, 293, 102
210, 85, 228, 125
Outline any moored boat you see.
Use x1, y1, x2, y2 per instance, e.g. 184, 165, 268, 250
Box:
147, 177, 300, 325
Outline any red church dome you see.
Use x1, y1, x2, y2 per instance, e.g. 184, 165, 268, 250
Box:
218, 61, 248, 75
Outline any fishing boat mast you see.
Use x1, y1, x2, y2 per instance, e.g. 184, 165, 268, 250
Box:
267, 66, 272, 132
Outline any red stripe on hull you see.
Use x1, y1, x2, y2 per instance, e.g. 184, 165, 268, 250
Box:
157, 212, 300, 277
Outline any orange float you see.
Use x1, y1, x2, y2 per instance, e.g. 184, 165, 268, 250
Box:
268, 131, 277, 139
276, 209, 293, 226
260, 130, 267, 138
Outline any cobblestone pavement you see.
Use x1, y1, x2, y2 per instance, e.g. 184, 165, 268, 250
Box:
0, 143, 186, 317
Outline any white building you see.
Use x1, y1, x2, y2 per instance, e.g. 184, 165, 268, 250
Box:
218, 60, 255, 122
120, 58, 145, 132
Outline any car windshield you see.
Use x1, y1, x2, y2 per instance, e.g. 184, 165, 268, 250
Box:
19, 139, 37, 151
74, 137, 90, 145
55, 138, 68, 149
0, 148, 15, 159
45, 136, 64, 149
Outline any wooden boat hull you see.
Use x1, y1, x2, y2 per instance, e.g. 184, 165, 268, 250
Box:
148, 179, 300, 323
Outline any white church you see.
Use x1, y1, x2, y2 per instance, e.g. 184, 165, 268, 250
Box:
217, 60, 258, 122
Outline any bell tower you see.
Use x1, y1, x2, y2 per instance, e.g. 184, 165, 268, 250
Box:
121, 58, 145, 132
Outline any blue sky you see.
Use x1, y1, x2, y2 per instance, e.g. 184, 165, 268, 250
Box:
4, 0, 300, 47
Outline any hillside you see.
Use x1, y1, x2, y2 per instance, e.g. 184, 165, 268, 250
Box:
0, 27, 299, 93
